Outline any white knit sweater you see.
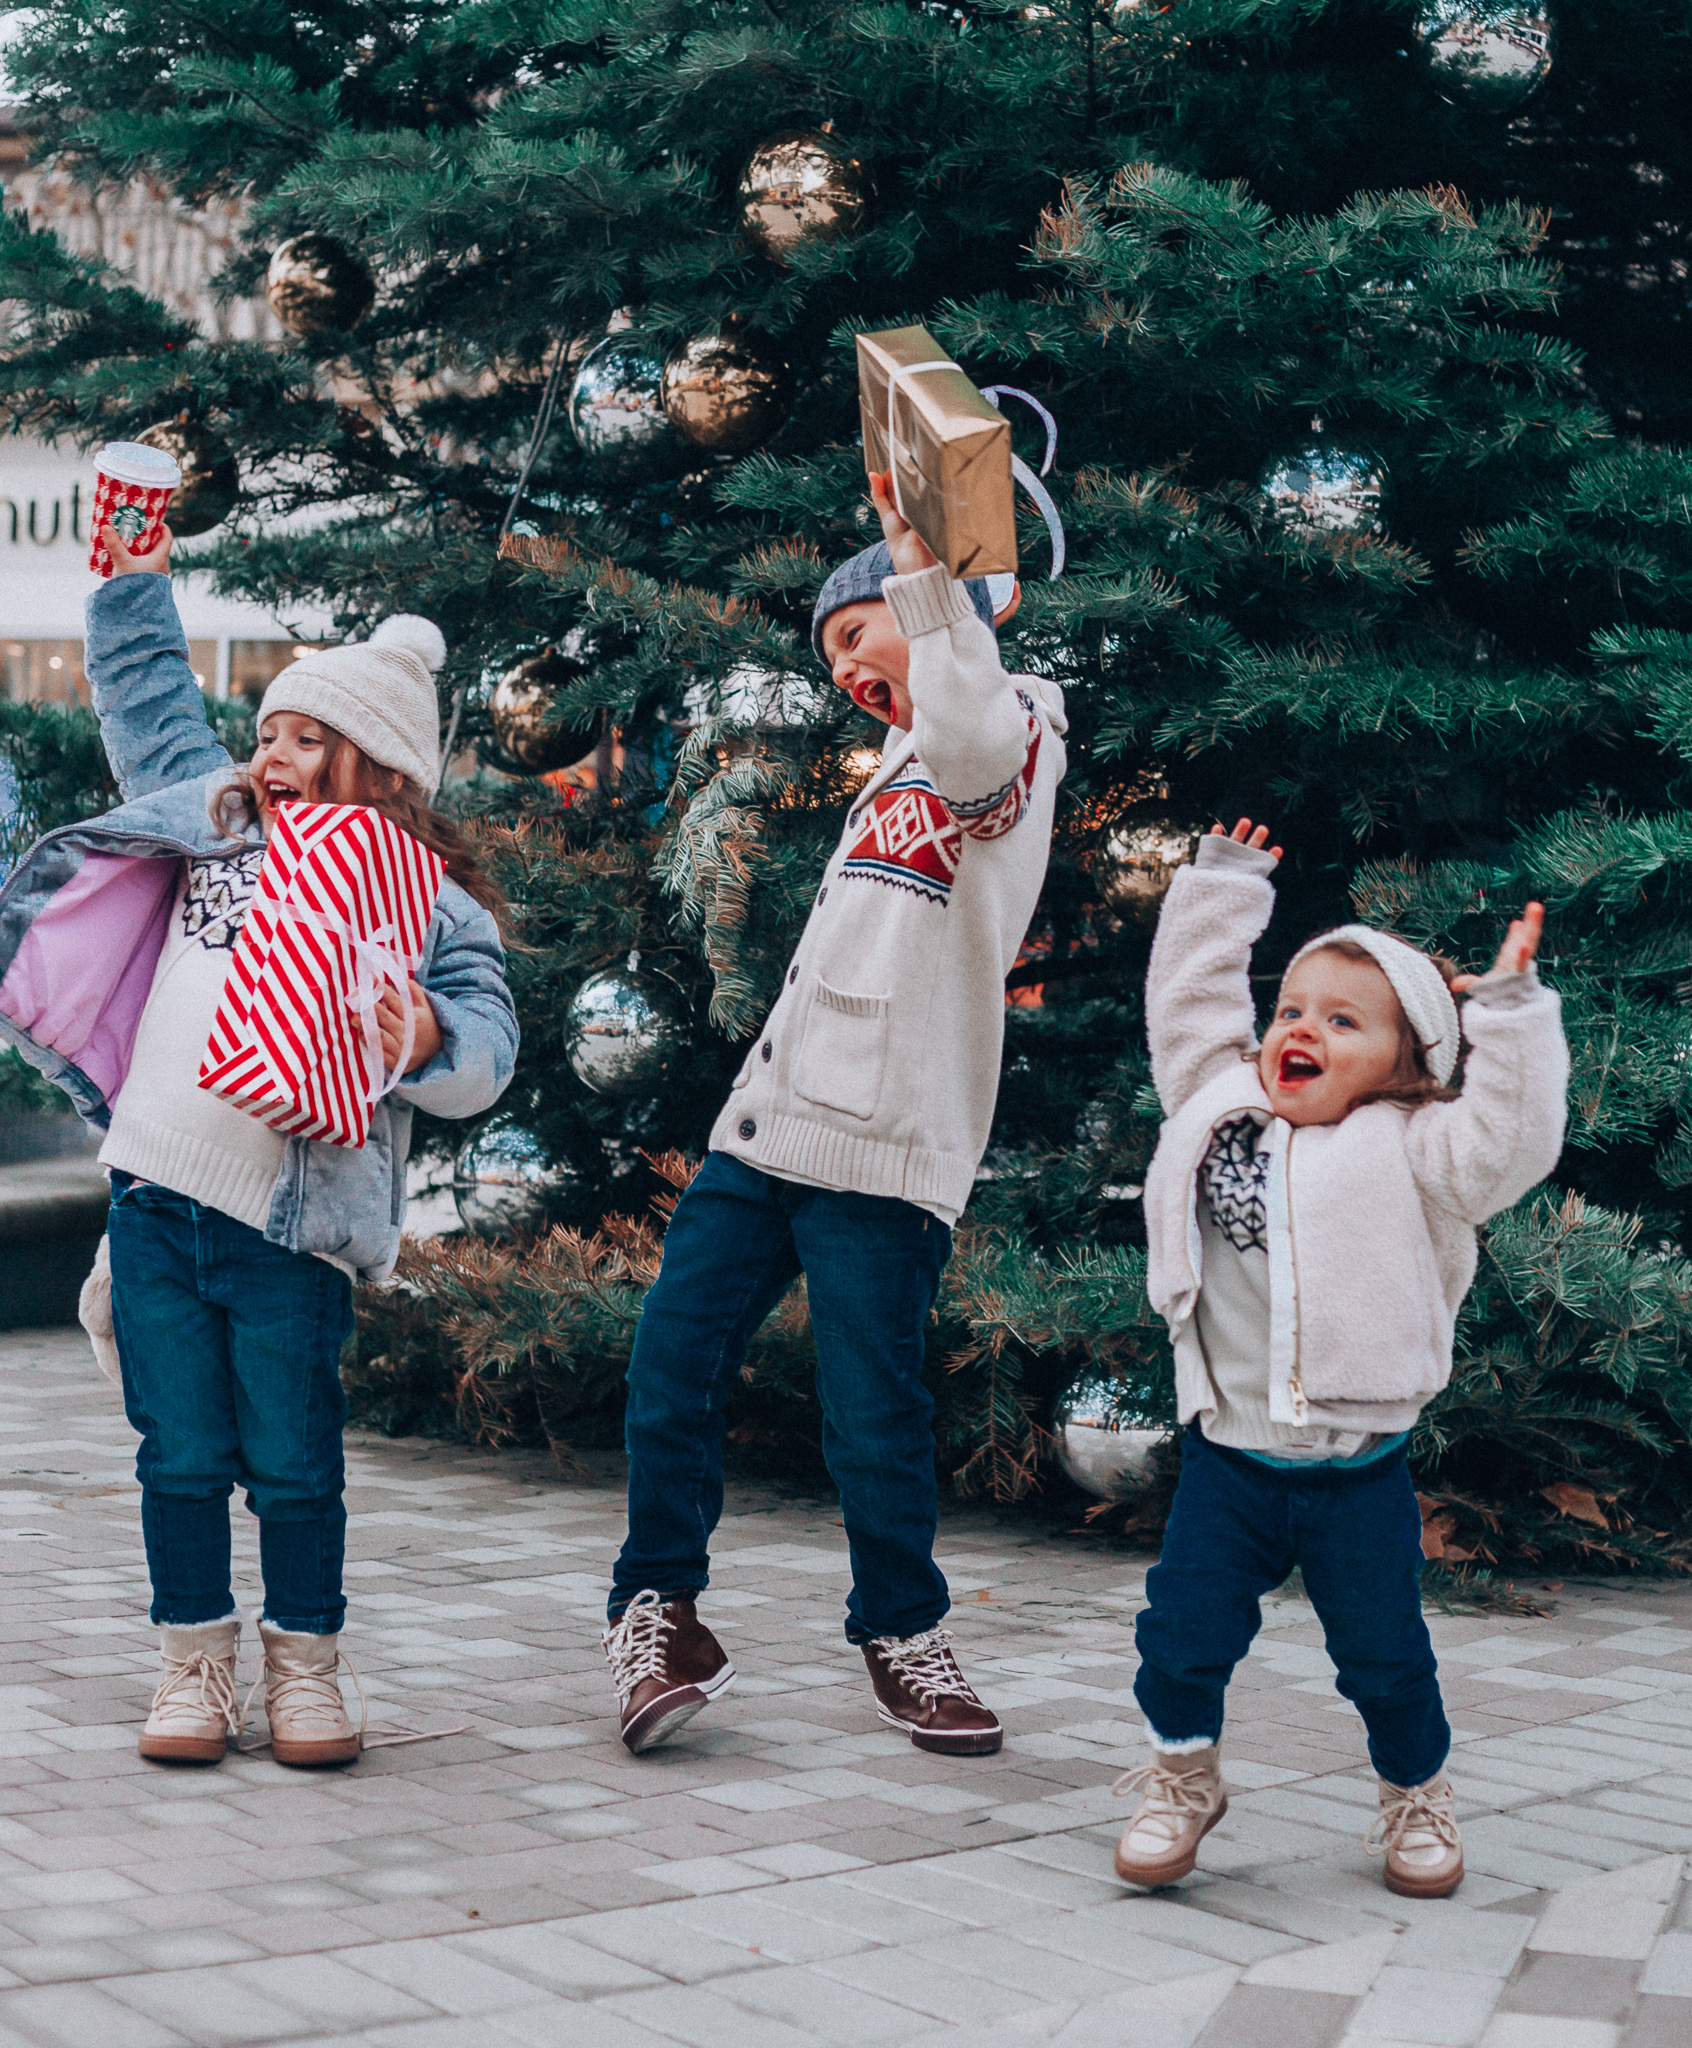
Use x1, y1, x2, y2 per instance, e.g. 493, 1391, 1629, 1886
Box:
1143, 833, 1569, 1430
709, 564, 1067, 1221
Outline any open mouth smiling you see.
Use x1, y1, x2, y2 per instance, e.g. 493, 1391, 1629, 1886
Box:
1277, 1049, 1323, 1087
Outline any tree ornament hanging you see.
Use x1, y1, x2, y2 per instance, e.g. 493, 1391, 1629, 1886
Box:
1417, 3, 1553, 106
136, 419, 238, 536
452, 1125, 567, 1238
567, 333, 693, 481
484, 649, 603, 775
661, 330, 794, 455
738, 129, 866, 263
1051, 1367, 1166, 1499
1092, 807, 1203, 929
565, 953, 690, 1097
1257, 442, 1390, 539
265, 234, 376, 337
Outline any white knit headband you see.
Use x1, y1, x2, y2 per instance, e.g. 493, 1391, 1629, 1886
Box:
1286, 924, 1461, 1085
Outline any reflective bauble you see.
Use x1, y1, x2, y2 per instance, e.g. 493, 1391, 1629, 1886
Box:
265, 234, 375, 337
739, 130, 866, 263
1258, 443, 1390, 539
567, 333, 692, 481
452, 1126, 563, 1238
1052, 1368, 1166, 1499
1094, 809, 1202, 929
1419, 3, 1553, 105
661, 331, 794, 455
681, 662, 830, 729
136, 420, 238, 537
565, 958, 690, 1097
486, 650, 603, 774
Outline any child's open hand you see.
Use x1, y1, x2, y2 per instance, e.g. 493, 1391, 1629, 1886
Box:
102, 522, 173, 576
1452, 902, 1544, 991
377, 978, 444, 1077
868, 470, 939, 578
1210, 816, 1284, 862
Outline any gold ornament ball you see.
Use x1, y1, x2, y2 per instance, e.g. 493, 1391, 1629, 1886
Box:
1094, 810, 1202, 928
136, 420, 238, 537
266, 234, 375, 337
661, 330, 794, 455
738, 129, 865, 263
487, 650, 602, 774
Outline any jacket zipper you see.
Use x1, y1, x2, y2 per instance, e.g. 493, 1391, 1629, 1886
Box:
1283, 1126, 1308, 1423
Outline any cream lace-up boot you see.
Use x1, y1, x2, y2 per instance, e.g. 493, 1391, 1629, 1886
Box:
253, 1620, 362, 1766
1367, 1768, 1464, 1897
139, 1617, 241, 1764
1112, 1745, 1229, 1887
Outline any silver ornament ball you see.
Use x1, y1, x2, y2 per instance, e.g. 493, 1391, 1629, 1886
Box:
1258, 443, 1390, 539
453, 1126, 565, 1238
1051, 1368, 1167, 1499
1418, 3, 1553, 106
568, 333, 692, 481
565, 957, 690, 1097
1093, 808, 1203, 930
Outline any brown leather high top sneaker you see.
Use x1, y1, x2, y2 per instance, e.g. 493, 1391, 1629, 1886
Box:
863, 1627, 1003, 1755
603, 1588, 735, 1754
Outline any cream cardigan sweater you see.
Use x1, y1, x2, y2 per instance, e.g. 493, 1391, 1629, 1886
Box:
1143, 834, 1569, 1429
709, 565, 1067, 1221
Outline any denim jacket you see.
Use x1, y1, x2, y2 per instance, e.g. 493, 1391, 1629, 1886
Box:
0, 574, 518, 1280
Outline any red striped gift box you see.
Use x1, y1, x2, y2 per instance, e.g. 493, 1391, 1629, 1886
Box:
198, 802, 447, 1148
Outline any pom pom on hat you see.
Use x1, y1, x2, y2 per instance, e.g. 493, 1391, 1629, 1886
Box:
369, 614, 447, 674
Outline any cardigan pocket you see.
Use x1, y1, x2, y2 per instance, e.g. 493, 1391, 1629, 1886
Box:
794, 978, 889, 1121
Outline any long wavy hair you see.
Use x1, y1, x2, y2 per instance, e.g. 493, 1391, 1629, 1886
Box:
211, 732, 508, 924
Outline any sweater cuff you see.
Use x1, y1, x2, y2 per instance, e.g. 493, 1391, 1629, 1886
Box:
1464, 965, 1541, 1011
1193, 832, 1279, 878
881, 565, 977, 641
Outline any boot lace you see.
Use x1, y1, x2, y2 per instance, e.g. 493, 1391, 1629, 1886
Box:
871, 1627, 979, 1705
237, 1646, 461, 1755
1110, 1758, 1218, 1848
151, 1648, 239, 1734
1365, 1776, 1460, 1860
602, 1588, 675, 1708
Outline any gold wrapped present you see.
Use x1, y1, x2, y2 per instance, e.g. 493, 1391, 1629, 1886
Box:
856, 325, 1016, 579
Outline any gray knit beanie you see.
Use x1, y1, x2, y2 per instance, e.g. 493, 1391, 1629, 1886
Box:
810, 542, 996, 662
258, 615, 447, 793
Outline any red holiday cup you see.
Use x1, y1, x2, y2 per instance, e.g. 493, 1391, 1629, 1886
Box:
88, 441, 182, 577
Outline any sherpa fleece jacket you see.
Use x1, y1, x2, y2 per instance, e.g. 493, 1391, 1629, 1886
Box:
709, 564, 1067, 1222
1143, 833, 1569, 1429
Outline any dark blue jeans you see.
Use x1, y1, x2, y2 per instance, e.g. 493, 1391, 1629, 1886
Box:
107, 1173, 353, 1634
611, 1152, 952, 1643
1134, 1424, 1451, 1788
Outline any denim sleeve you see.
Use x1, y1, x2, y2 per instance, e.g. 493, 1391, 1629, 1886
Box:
84, 574, 233, 801
396, 887, 519, 1120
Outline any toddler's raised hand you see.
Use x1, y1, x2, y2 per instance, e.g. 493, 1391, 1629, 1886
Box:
1210, 816, 1283, 862
103, 522, 173, 576
1452, 902, 1544, 991
868, 470, 939, 578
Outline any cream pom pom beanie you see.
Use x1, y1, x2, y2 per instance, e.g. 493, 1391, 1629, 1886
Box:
257, 614, 447, 793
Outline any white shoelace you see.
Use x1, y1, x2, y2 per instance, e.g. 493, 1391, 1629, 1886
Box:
1110, 1759, 1219, 1847
1365, 1777, 1461, 1860
150, 1649, 239, 1734
238, 1647, 462, 1754
871, 1627, 978, 1705
602, 1589, 675, 1708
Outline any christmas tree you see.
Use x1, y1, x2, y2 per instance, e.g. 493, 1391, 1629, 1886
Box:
3, 0, 1692, 1583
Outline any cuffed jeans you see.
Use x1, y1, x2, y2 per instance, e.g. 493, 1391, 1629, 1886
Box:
1134, 1424, 1451, 1789
610, 1152, 952, 1643
107, 1172, 353, 1634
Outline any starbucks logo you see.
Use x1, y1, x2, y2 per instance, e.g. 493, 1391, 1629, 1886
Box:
109, 502, 147, 541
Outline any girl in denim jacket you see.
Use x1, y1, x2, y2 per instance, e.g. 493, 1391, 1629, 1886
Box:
0, 520, 517, 1769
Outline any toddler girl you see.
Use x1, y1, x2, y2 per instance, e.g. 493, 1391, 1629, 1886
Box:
0, 520, 517, 1766
1117, 816, 1567, 1897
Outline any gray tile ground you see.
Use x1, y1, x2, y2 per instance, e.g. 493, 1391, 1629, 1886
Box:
0, 1322, 1688, 2045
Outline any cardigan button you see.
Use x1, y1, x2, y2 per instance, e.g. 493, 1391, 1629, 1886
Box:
760, 1041, 772, 1061
788, 966, 798, 984
818, 886, 828, 903
738, 1118, 756, 1140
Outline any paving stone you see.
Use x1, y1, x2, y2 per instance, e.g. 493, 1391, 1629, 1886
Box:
1192, 1982, 1356, 2046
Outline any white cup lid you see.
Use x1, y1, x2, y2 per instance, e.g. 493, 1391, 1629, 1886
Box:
96, 441, 182, 489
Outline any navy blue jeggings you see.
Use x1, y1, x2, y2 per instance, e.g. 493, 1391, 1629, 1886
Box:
107, 1172, 353, 1634
1134, 1423, 1451, 1789
610, 1151, 952, 1643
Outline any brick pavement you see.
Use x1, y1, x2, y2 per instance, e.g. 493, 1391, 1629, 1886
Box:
0, 1322, 1688, 2046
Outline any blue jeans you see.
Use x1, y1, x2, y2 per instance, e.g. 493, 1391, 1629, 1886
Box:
611, 1152, 952, 1643
1134, 1424, 1451, 1788
107, 1173, 353, 1634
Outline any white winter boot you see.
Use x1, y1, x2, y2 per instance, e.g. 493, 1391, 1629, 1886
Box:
253, 1620, 362, 1766
1112, 1744, 1229, 1888
139, 1617, 241, 1764
1368, 1768, 1465, 1898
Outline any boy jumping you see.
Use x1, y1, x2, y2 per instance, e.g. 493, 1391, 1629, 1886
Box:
602, 474, 1066, 1756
